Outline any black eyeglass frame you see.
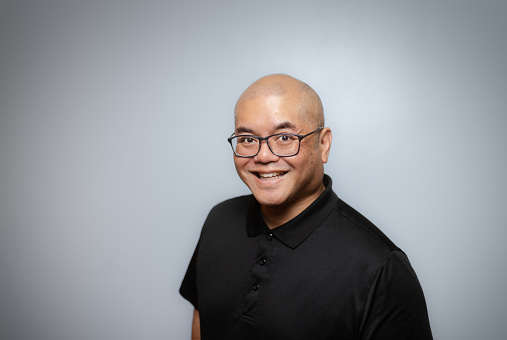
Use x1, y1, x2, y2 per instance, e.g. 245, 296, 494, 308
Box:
227, 127, 324, 158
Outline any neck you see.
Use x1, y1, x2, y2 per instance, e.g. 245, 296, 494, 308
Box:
260, 183, 325, 229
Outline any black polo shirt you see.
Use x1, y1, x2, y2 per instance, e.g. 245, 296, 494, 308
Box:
180, 175, 432, 340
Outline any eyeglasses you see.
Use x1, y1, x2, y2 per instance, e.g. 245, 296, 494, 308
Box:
228, 127, 323, 158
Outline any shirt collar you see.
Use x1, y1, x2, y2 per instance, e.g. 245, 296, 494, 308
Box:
246, 174, 338, 249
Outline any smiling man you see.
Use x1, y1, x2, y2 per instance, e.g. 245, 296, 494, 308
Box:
180, 74, 432, 340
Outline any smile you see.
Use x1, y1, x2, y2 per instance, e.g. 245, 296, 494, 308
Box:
255, 171, 287, 179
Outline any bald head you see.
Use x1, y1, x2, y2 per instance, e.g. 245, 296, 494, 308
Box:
235, 74, 324, 128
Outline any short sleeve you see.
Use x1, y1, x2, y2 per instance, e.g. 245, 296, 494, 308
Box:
179, 241, 199, 309
360, 251, 432, 340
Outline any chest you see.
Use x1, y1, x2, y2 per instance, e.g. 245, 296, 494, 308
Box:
196, 229, 380, 339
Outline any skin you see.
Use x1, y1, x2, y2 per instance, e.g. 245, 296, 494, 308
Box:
191, 74, 332, 339
192, 309, 200, 340
233, 74, 332, 228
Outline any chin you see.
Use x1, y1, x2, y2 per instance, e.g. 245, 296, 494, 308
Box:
251, 191, 287, 208
241, 175, 289, 207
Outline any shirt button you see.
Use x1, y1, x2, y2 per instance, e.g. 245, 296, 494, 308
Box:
259, 258, 266, 266
267, 233, 273, 241
253, 284, 260, 291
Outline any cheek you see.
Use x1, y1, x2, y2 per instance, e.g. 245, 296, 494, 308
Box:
233, 157, 248, 173
294, 149, 317, 167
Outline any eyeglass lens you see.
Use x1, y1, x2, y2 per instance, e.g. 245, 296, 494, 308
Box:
232, 134, 300, 157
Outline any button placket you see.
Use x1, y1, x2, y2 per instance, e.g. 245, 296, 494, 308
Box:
241, 232, 276, 320
251, 232, 274, 292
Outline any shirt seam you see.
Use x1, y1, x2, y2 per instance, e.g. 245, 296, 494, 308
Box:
358, 250, 400, 334
334, 206, 394, 253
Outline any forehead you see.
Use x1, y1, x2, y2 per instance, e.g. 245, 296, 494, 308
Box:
235, 94, 307, 132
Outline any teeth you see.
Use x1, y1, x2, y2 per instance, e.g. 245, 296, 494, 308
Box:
258, 172, 285, 179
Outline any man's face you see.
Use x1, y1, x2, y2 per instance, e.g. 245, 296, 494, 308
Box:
234, 92, 327, 210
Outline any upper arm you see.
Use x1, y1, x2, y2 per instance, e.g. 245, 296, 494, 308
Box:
360, 251, 432, 339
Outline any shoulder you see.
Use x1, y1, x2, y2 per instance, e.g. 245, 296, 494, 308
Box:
324, 194, 401, 255
201, 195, 254, 231
208, 194, 253, 216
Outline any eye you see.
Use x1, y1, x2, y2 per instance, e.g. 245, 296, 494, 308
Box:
238, 136, 258, 145
276, 134, 297, 143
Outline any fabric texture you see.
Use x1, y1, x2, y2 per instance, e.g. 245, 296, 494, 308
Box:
180, 175, 432, 340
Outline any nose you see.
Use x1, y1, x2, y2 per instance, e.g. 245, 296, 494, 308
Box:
253, 139, 280, 163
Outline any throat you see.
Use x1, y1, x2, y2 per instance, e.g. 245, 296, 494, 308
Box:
259, 183, 326, 229
260, 204, 302, 229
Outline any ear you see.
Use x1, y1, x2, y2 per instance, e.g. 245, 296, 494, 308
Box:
319, 127, 332, 164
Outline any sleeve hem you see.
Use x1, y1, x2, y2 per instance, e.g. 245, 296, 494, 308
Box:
179, 282, 198, 309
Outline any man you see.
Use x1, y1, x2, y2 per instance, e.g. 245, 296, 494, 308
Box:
180, 74, 432, 339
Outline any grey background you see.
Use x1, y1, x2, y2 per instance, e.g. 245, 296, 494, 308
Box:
1, 1, 506, 339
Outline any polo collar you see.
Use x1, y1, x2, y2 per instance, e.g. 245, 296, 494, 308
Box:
246, 175, 338, 249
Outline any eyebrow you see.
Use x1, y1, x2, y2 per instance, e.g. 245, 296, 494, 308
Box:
235, 126, 254, 134
235, 121, 297, 135
274, 121, 297, 130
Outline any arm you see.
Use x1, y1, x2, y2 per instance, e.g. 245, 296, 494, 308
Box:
360, 251, 432, 339
192, 309, 200, 340
180, 245, 200, 339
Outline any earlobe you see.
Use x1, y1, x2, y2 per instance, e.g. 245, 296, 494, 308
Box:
320, 128, 332, 163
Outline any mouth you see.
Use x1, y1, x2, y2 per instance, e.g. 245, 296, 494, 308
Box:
253, 171, 288, 180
